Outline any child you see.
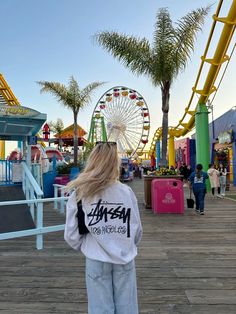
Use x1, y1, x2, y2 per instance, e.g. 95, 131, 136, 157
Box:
189, 164, 209, 215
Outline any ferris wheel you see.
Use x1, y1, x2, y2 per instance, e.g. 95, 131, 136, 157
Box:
90, 86, 150, 158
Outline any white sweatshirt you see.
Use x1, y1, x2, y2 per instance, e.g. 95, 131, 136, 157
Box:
64, 181, 142, 264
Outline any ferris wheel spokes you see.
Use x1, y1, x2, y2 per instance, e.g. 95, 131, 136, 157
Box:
91, 86, 150, 158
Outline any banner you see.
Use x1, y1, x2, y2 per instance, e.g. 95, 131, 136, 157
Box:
0, 104, 40, 118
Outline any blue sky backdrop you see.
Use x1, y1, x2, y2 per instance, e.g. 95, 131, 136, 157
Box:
1, 0, 235, 152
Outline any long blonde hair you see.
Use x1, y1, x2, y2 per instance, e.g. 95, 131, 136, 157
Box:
66, 142, 120, 201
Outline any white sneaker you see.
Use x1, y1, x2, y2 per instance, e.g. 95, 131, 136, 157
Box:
221, 194, 225, 197
216, 194, 223, 198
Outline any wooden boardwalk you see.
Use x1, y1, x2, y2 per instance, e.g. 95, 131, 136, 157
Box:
0, 179, 236, 313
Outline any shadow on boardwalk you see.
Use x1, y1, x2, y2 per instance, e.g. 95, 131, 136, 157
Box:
0, 179, 236, 313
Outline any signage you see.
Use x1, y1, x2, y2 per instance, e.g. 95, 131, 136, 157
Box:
218, 130, 233, 144
28, 136, 37, 145
0, 104, 40, 117
162, 193, 175, 204
175, 147, 183, 162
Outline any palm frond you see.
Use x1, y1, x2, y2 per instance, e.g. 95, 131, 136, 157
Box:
152, 8, 176, 85
37, 81, 68, 104
68, 76, 80, 95
173, 6, 210, 72
66, 76, 81, 111
95, 31, 152, 76
80, 82, 105, 107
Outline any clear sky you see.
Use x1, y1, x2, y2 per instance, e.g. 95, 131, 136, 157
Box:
1, 0, 236, 153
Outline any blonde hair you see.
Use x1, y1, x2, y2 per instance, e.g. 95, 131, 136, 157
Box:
66, 142, 120, 201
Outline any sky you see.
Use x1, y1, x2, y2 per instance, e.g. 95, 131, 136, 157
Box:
1, 0, 236, 154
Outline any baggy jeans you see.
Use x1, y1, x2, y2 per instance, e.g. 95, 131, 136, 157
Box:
219, 175, 226, 195
193, 186, 206, 211
85, 257, 139, 314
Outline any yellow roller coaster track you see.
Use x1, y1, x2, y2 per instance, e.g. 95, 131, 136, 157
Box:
0, 73, 20, 106
149, 0, 236, 157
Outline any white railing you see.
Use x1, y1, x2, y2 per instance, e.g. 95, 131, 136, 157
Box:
22, 162, 44, 221
22, 162, 43, 196
53, 184, 68, 213
0, 162, 69, 250
0, 196, 68, 249
0, 159, 23, 185
31, 163, 42, 188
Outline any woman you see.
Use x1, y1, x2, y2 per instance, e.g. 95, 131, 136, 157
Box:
189, 164, 209, 215
207, 164, 220, 197
64, 141, 142, 314
218, 163, 227, 197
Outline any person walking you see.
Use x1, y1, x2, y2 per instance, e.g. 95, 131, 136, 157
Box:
189, 164, 209, 215
180, 163, 188, 186
207, 164, 220, 197
64, 141, 142, 314
218, 163, 227, 197
186, 165, 193, 180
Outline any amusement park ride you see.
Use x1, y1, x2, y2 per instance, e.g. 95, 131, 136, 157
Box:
85, 0, 236, 171
87, 86, 150, 159
0, 74, 20, 158
0, 0, 236, 176
149, 0, 236, 173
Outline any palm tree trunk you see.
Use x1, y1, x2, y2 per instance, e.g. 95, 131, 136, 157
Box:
73, 111, 78, 166
161, 82, 170, 167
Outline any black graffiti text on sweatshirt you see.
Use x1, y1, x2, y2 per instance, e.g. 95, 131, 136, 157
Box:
88, 199, 131, 237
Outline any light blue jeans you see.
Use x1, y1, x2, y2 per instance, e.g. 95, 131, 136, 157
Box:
219, 175, 226, 195
85, 257, 139, 314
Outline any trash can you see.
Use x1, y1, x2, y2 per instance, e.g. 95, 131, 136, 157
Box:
144, 175, 183, 209
151, 178, 184, 214
43, 171, 57, 198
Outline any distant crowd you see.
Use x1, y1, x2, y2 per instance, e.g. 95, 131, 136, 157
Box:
120, 161, 229, 199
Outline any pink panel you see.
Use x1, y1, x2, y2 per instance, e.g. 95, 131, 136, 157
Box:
151, 179, 184, 214
175, 138, 190, 167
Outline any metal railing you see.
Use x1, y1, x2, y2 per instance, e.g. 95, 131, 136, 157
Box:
0, 162, 69, 249
0, 196, 68, 249
53, 184, 68, 213
0, 159, 23, 185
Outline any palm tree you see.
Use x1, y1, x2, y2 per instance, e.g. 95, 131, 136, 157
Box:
48, 118, 64, 151
96, 6, 210, 166
37, 76, 104, 166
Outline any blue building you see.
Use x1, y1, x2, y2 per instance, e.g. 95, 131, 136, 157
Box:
208, 107, 236, 186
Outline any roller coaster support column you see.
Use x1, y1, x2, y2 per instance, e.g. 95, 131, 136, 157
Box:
101, 117, 107, 142
156, 139, 161, 170
195, 103, 210, 189
168, 136, 175, 168
0, 141, 5, 159
87, 118, 96, 145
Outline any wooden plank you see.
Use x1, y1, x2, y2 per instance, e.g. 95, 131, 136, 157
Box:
1, 276, 235, 290
0, 180, 236, 313
1, 302, 236, 314
186, 289, 236, 304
